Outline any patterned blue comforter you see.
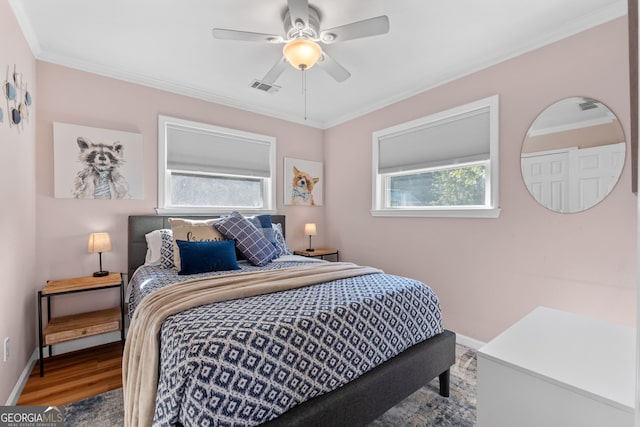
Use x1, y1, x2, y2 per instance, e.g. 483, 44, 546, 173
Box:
128, 262, 444, 427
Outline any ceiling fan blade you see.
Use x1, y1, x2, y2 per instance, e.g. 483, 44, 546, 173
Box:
262, 56, 289, 85
316, 51, 351, 82
287, 0, 309, 29
212, 28, 283, 43
320, 15, 390, 43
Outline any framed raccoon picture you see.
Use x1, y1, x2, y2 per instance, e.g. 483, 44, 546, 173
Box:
284, 157, 323, 206
53, 122, 144, 199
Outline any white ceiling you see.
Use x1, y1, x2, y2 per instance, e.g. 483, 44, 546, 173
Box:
9, 0, 627, 128
529, 97, 619, 135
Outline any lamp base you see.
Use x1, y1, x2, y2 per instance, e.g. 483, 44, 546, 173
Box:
306, 248, 315, 252
93, 270, 109, 277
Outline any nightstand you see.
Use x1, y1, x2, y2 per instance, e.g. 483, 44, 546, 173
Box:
37, 273, 125, 376
294, 248, 340, 261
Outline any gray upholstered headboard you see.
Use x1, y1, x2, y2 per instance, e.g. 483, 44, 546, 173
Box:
127, 215, 285, 279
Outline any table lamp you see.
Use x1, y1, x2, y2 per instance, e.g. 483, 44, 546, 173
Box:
88, 232, 111, 277
305, 223, 317, 252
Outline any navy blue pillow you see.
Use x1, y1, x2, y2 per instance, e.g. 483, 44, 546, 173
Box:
250, 215, 275, 245
176, 239, 240, 275
251, 214, 273, 229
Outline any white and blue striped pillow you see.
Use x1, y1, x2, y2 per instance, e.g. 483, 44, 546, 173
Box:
159, 229, 175, 269
272, 223, 292, 257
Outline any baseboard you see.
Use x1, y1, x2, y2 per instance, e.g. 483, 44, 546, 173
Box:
455, 333, 486, 350
5, 349, 38, 405
7, 331, 126, 405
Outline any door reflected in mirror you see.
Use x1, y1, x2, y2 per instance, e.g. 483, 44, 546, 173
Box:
521, 97, 625, 213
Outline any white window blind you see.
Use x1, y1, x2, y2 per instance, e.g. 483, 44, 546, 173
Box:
166, 124, 271, 178
378, 108, 490, 173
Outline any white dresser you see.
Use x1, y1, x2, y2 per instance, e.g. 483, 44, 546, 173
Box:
477, 307, 635, 427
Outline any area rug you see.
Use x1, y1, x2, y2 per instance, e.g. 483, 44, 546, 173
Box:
62, 344, 476, 426
370, 344, 476, 426
62, 387, 124, 427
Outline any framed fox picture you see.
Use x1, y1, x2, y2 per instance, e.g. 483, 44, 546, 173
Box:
284, 157, 323, 206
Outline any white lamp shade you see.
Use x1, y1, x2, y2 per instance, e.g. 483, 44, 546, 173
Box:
88, 232, 112, 253
304, 223, 317, 236
283, 38, 322, 70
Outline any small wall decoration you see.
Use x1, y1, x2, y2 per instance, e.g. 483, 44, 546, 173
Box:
4, 64, 31, 130
53, 122, 144, 199
284, 157, 323, 206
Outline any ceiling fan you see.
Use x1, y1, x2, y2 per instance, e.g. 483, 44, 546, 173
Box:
212, 0, 390, 85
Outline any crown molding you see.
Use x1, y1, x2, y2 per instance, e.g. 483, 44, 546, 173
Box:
9, 0, 42, 58
323, 1, 627, 128
9, 0, 626, 130
39, 49, 326, 129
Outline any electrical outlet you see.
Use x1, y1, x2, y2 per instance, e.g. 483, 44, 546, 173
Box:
3, 337, 9, 362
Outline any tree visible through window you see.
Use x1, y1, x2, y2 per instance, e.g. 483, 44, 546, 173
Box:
388, 164, 486, 207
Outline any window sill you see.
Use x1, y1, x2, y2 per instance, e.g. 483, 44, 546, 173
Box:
370, 207, 501, 218
156, 207, 277, 216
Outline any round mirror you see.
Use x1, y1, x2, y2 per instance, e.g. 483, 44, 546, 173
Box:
521, 97, 625, 213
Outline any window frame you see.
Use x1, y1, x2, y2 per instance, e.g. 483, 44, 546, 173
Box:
371, 95, 500, 218
157, 115, 276, 215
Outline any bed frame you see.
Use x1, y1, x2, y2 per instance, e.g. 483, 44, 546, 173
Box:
127, 215, 456, 427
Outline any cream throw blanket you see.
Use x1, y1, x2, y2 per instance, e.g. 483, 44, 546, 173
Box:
123, 262, 382, 427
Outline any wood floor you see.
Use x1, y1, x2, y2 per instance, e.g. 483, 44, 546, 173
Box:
17, 341, 123, 406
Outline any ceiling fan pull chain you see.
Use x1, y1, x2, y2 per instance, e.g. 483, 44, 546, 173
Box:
303, 69, 307, 120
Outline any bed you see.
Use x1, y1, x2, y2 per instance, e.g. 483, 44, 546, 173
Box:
125, 214, 455, 427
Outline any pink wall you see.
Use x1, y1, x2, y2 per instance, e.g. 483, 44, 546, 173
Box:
35, 62, 327, 318
324, 17, 637, 342
0, 1, 37, 403
3, 7, 637, 402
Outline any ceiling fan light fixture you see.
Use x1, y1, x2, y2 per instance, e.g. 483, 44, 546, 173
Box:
283, 38, 322, 70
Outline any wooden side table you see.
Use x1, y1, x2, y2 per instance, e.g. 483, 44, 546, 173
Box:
294, 248, 340, 261
37, 273, 125, 376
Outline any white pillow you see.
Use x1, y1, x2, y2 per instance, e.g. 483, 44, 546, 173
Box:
144, 230, 163, 265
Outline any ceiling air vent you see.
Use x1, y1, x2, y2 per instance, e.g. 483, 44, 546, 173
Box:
578, 99, 598, 111
250, 79, 280, 94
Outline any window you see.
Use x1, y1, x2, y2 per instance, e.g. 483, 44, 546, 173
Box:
158, 115, 276, 214
372, 95, 500, 218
